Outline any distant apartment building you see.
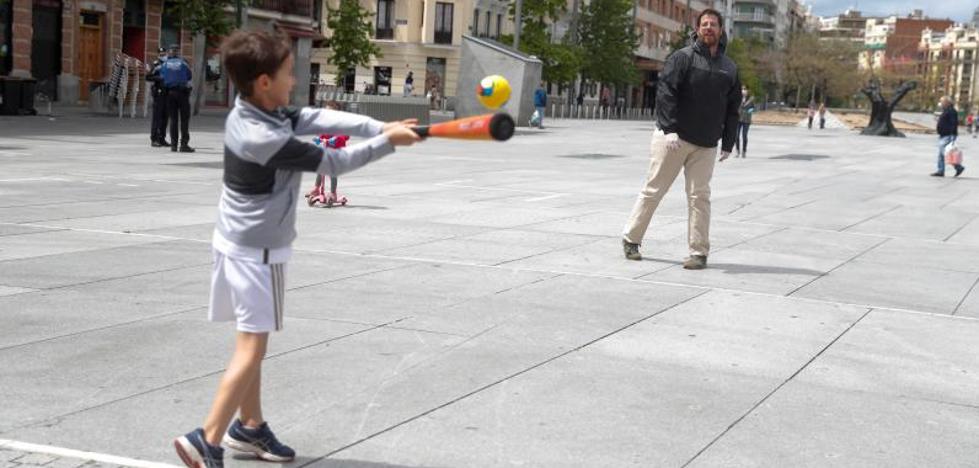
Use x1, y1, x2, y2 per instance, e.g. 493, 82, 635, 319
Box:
818, 9, 872, 42
729, 0, 809, 47
312, 0, 514, 100
860, 10, 952, 73
919, 24, 978, 111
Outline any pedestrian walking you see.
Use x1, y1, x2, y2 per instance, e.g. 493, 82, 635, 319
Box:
818, 102, 827, 129
403, 71, 414, 97
171, 30, 421, 468
621, 8, 740, 270
162, 44, 195, 152
967, 111, 976, 138
146, 47, 170, 148
807, 100, 816, 129
533, 82, 547, 129
931, 96, 964, 177
736, 85, 754, 157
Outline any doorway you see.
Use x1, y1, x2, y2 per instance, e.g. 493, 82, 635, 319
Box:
78, 11, 105, 101
32, 0, 62, 100
122, 0, 146, 61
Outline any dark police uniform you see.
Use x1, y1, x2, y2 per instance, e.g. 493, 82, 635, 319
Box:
146, 48, 169, 147
161, 48, 195, 152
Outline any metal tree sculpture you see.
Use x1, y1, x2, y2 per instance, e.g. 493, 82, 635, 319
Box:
860, 78, 917, 137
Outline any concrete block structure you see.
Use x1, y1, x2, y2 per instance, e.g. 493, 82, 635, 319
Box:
454, 34, 541, 125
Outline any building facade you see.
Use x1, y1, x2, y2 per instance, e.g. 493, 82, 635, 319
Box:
630, 0, 711, 109
919, 24, 978, 112
860, 11, 952, 74
311, 0, 514, 101
817, 9, 871, 43
0, 0, 316, 107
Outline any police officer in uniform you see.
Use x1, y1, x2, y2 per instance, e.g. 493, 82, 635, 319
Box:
161, 44, 195, 153
146, 47, 170, 147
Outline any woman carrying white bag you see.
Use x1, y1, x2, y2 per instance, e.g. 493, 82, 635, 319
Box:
932, 96, 964, 178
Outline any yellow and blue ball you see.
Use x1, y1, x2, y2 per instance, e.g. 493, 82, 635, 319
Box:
476, 75, 511, 110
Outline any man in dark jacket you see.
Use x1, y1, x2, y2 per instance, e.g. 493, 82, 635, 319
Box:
932, 96, 963, 177
146, 47, 170, 147
621, 8, 740, 269
162, 44, 195, 153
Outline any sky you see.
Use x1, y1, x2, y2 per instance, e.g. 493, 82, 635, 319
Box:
807, 0, 974, 23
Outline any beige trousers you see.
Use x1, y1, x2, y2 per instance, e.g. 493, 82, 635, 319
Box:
623, 131, 717, 256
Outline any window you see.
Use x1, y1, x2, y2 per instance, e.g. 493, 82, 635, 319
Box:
375, 0, 394, 39
434, 2, 453, 44
472, 8, 479, 35
0, 0, 11, 75
496, 14, 502, 39
161, 1, 181, 49
374, 66, 392, 95
484, 11, 490, 37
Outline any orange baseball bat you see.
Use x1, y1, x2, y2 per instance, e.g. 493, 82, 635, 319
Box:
412, 113, 515, 141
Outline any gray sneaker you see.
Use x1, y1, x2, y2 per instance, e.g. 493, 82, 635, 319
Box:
683, 255, 707, 270
623, 240, 642, 261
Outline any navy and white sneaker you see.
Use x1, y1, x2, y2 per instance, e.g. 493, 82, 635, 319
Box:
174, 428, 224, 468
223, 419, 296, 462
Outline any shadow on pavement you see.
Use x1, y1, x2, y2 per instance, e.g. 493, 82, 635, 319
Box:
301, 457, 444, 468
709, 263, 824, 276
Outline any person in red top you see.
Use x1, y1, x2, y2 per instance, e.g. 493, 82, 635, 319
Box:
305, 133, 350, 207
304, 101, 351, 207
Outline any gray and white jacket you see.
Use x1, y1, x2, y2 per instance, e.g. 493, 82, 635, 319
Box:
216, 97, 394, 250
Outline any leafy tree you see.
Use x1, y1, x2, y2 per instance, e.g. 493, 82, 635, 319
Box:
781, 33, 861, 108
669, 25, 693, 53
725, 38, 763, 98
325, 0, 381, 87
577, 0, 640, 88
500, 0, 583, 86
170, 0, 233, 114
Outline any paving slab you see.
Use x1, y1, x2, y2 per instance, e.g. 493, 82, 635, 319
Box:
3, 115, 979, 466
321, 291, 867, 467
688, 384, 979, 468
0, 240, 210, 289
0, 311, 369, 434
792, 259, 979, 314
0, 230, 164, 263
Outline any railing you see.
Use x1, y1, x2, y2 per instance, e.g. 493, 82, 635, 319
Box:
375, 27, 394, 39
434, 30, 453, 44
732, 12, 775, 24
545, 103, 656, 122
251, 0, 314, 17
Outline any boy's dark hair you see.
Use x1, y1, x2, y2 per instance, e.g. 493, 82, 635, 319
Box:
696, 8, 724, 28
221, 30, 292, 98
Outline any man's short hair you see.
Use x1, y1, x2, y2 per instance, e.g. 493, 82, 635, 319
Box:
697, 8, 724, 28
220, 30, 292, 98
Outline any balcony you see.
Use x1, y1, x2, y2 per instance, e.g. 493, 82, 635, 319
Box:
434, 30, 452, 44
732, 12, 775, 25
251, 0, 314, 18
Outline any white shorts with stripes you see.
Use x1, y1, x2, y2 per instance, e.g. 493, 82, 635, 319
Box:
208, 250, 287, 333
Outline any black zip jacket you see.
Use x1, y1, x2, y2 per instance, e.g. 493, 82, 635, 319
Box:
655, 33, 741, 152
145, 59, 166, 98
937, 107, 958, 137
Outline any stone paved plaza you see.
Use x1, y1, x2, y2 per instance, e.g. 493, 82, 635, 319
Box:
0, 111, 978, 467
